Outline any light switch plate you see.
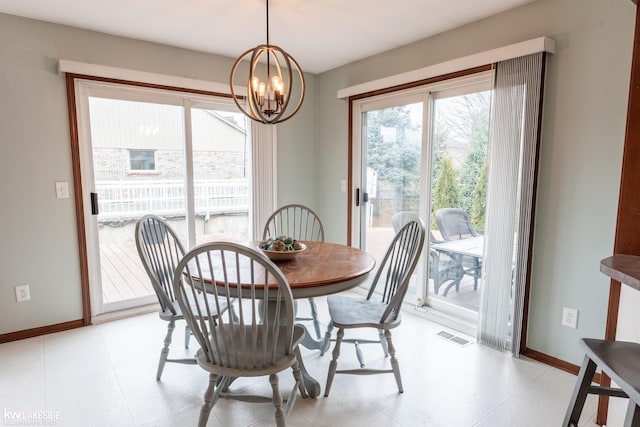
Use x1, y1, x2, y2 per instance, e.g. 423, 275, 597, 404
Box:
55, 181, 69, 199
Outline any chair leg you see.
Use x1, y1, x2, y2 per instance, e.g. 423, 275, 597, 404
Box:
269, 373, 285, 427
355, 340, 365, 368
379, 329, 389, 357
184, 324, 191, 349
291, 358, 308, 399
308, 297, 322, 339
198, 373, 217, 427
473, 259, 480, 290
324, 328, 344, 397
320, 321, 334, 356
562, 355, 598, 427
157, 319, 175, 381
385, 330, 403, 393
230, 300, 240, 323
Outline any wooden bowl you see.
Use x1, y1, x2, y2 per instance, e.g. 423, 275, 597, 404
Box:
261, 243, 307, 262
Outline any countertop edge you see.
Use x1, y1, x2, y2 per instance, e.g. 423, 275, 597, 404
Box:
600, 254, 640, 291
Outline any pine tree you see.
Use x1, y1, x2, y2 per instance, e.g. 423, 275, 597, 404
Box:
471, 160, 488, 233
432, 156, 460, 228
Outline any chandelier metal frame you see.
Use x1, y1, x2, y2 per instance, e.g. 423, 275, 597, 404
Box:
229, 0, 305, 124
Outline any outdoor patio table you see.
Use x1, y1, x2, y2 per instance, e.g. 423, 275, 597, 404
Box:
431, 236, 483, 296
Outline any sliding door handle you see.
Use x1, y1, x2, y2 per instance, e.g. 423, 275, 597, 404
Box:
355, 188, 369, 206
90, 192, 99, 215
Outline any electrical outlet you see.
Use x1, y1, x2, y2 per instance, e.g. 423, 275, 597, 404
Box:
15, 284, 31, 302
562, 307, 578, 329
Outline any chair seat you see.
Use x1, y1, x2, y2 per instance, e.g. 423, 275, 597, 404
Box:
196, 325, 305, 377
582, 338, 640, 403
327, 295, 399, 329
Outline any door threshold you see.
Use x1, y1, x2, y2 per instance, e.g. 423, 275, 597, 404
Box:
92, 302, 159, 324
413, 305, 478, 337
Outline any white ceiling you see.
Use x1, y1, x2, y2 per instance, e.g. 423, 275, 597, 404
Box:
0, 0, 535, 74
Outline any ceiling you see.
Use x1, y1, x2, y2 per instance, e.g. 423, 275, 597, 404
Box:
0, 0, 535, 74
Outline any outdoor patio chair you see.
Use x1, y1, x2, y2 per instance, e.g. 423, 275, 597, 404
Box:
135, 214, 226, 380
321, 218, 425, 396
172, 242, 306, 427
562, 338, 640, 427
392, 211, 459, 295
263, 204, 325, 339
435, 207, 482, 291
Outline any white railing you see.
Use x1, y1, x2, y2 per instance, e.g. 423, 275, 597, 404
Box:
96, 179, 249, 221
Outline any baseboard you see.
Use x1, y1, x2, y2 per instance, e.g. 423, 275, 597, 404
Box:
521, 347, 602, 383
0, 319, 85, 344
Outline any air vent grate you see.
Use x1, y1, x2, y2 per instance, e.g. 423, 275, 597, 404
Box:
437, 330, 472, 347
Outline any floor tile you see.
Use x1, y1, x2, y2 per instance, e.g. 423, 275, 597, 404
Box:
0, 305, 600, 427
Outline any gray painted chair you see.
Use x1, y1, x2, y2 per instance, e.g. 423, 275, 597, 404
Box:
392, 211, 459, 295
135, 214, 200, 380
263, 204, 325, 339
435, 207, 482, 291
172, 242, 306, 427
321, 218, 426, 396
562, 338, 640, 427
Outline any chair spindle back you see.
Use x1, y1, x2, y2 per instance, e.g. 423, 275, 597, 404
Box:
135, 215, 186, 314
173, 242, 296, 371
367, 218, 426, 324
263, 204, 324, 242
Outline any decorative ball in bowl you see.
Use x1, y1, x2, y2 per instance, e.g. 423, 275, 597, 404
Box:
259, 236, 306, 262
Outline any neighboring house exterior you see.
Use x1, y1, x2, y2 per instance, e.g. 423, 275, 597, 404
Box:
88, 100, 250, 240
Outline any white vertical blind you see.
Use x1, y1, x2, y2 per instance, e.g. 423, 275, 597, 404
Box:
250, 121, 277, 240
479, 52, 544, 351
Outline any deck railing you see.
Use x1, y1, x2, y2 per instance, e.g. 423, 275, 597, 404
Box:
96, 179, 249, 221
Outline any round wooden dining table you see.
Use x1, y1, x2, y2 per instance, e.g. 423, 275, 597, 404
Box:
193, 240, 375, 397
248, 240, 376, 298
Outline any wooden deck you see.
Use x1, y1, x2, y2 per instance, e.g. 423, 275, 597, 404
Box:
100, 233, 233, 304
100, 242, 155, 304
99, 232, 480, 311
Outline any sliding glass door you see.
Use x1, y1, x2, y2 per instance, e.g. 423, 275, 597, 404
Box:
352, 72, 495, 333
76, 81, 251, 316
357, 99, 424, 274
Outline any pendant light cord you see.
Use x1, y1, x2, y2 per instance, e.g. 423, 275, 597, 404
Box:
266, 0, 270, 47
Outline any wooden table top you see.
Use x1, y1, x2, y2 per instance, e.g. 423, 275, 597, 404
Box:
194, 241, 376, 299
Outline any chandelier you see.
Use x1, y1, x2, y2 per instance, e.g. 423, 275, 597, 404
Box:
230, 0, 305, 124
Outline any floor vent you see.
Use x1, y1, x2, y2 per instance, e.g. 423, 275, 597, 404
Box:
437, 330, 473, 347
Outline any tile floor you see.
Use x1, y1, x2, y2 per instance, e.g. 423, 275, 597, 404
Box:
0, 297, 600, 427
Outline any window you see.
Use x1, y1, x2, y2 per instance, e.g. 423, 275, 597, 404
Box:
129, 149, 155, 171
65, 68, 278, 322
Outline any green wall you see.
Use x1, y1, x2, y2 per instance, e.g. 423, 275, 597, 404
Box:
0, 12, 317, 334
313, 0, 635, 364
